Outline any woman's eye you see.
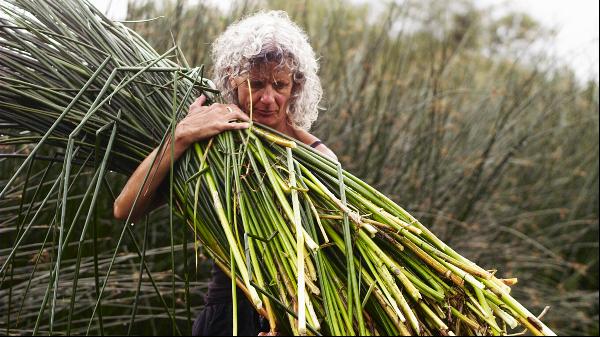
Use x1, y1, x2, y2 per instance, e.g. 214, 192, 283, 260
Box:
249, 81, 265, 89
273, 81, 289, 90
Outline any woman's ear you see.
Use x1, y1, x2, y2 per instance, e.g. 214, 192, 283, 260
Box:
228, 76, 240, 102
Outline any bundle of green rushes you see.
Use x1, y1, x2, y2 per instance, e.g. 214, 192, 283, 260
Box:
0, 0, 556, 335
172, 126, 555, 336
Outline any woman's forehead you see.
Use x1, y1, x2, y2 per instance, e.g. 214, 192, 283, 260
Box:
245, 62, 293, 80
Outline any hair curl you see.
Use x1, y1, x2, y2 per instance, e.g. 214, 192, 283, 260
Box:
211, 10, 322, 130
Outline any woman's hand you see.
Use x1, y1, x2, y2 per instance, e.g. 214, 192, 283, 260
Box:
175, 94, 251, 148
114, 95, 250, 221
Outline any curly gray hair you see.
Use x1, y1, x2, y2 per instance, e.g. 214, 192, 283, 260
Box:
211, 10, 322, 131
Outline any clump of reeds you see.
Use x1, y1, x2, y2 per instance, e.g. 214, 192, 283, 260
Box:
0, 0, 557, 335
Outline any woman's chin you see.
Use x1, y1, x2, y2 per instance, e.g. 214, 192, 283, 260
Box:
253, 115, 282, 130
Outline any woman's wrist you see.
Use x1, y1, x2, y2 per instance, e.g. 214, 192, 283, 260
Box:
174, 125, 191, 149
161, 125, 190, 160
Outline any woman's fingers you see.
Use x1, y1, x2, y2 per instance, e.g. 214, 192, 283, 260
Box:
225, 121, 251, 130
189, 102, 248, 120
188, 95, 207, 115
225, 108, 250, 122
189, 105, 248, 123
191, 94, 206, 107
178, 99, 251, 143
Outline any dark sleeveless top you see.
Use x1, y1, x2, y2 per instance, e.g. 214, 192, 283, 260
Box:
195, 261, 267, 335
310, 140, 323, 148
205, 261, 234, 304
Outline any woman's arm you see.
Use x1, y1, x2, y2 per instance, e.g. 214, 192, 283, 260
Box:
112, 134, 185, 221
113, 95, 250, 221
312, 143, 337, 161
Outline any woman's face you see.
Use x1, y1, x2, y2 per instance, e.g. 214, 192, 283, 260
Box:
235, 62, 294, 132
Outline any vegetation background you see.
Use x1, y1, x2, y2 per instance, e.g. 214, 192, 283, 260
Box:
1, 0, 598, 335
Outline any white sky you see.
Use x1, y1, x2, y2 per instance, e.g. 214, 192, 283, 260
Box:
478, 0, 599, 82
91, 0, 599, 83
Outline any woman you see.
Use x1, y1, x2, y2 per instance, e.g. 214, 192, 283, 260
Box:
113, 10, 335, 336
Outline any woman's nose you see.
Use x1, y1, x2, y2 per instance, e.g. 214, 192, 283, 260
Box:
259, 86, 275, 105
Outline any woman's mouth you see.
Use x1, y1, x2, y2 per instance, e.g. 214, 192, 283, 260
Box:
254, 109, 277, 116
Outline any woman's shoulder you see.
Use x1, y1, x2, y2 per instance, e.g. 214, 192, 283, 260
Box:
293, 128, 337, 161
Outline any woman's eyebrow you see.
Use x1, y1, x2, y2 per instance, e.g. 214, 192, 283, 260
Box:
273, 73, 292, 81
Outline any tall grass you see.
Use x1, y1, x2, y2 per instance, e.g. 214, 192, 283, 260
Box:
1, 0, 597, 335
125, 0, 598, 335
0, 0, 210, 334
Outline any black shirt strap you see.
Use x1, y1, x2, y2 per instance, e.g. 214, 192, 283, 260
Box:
310, 140, 323, 148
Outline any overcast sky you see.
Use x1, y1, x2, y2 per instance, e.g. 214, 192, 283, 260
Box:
91, 0, 599, 82
478, 0, 599, 82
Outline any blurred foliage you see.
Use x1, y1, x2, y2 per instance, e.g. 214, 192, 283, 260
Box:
1, 0, 597, 335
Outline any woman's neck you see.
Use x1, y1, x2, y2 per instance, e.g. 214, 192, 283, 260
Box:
280, 123, 296, 139
271, 118, 318, 147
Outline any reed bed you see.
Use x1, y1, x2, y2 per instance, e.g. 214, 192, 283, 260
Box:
0, 0, 589, 335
